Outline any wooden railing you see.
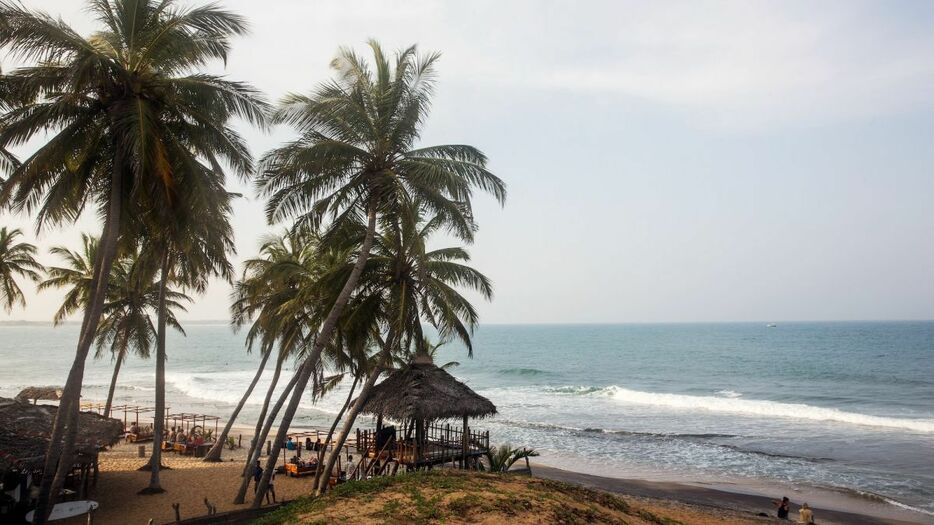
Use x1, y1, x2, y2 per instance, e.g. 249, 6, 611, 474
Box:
355, 422, 490, 467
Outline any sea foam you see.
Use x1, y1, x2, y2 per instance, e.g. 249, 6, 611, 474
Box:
556, 385, 934, 433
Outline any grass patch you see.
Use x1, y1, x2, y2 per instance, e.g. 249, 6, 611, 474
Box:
636, 509, 686, 525
446, 493, 485, 517
534, 479, 631, 514
256, 469, 641, 525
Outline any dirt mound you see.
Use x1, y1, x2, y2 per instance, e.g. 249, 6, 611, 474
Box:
256, 470, 773, 525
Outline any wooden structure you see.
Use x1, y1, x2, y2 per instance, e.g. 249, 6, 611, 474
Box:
0, 397, 123, 504
352, 354, 496, 476
14, 386, 63, 405
165, 413, 220, 435
162, 413, 220, 457
81, 403, 159, 429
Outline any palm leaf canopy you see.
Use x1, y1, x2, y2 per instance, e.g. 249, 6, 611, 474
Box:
0, 397, 122, 472
258, 40, 505, 243
357, 357, 496, 422
0, 0, 267, 229
0, 226, 44, 311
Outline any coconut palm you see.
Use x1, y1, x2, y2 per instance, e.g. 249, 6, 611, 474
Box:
0, 67, 20, 178
393, 335, 460, 370
39, 236, 187, 417
0, 226, 43, 311
206, 231, 320, 465
0, 0, 265, 516
95, 248, 189, 418
314, 208, 493, 495
37, 234, 98, 325
230, 229, 350, 503
251, 40, 505, 505
140, 173, 237, 494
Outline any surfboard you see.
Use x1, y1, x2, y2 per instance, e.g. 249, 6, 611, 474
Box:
25, 500, 98, 522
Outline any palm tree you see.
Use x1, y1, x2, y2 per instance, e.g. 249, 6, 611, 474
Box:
314, 208, 493, 495
140, 177, 237, 494
0, 226, 43, 311
393, 335, 460, 370
39, 236, 187, 417
0, 0, 266, 515
95, 248, 189, 418
0, 66, 21, 179
204, 231, 320, 464
251, 40, 505, 506
230, 229, 344, 503
37, 234, 98, 325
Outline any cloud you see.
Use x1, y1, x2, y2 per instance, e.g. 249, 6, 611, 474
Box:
427, 1, 934, 130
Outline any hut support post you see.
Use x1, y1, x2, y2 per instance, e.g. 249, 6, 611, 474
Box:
461, 415, 468, 469
415, 419, 424, 465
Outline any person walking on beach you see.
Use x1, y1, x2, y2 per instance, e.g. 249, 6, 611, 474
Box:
252, 460, 263, 493
264, 469, 277, 504
798, 502, 815, 524
773, 496, 791, 519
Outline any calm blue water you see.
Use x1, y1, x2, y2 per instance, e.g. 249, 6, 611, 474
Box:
1, 321, 932, 516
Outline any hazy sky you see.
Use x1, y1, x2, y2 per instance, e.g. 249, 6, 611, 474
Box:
3, 0, 934, 324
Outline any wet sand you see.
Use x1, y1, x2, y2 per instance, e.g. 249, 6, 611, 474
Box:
533, 464, 931, 525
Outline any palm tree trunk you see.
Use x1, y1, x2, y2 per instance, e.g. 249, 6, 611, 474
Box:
203, 351, 272, 462
103, 353, 125, 419
233, 358, 299, 504
34, 159, 123, 525
140, 249, 170, 495
315, 334, 393, 495
251, 206, 378, 508
313, 373, 360, 489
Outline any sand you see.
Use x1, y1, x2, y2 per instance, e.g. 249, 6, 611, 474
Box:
44, 438, 931, 525
53, 437, 317, 525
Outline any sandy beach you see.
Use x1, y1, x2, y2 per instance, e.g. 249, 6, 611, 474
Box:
36, 433, 929, 525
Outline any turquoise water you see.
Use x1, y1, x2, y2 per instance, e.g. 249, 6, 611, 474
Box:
1, 321, 932, 515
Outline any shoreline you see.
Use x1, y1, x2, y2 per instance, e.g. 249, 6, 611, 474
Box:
531, 464, 932, 525
79, 413, 934, 525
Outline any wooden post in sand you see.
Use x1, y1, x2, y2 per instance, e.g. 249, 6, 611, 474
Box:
171, 503, 180, 523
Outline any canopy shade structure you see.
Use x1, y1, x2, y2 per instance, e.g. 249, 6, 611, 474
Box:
14, 386, 63, 404
357, 359, 497, 422
0, 397, 123, 472
353, 357, 495, 471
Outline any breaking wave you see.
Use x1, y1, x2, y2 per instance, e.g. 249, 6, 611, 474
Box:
548, 385, 934, 433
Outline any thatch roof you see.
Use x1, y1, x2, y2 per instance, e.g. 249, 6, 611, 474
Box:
15, 386, 63, 403
358, 360, 497, 422
0, 398, 123, 472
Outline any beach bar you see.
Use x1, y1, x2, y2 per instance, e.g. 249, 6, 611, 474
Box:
0, 397, 123, 517
353, 354, 496, 476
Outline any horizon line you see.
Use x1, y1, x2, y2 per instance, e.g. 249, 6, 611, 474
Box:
2, 318, 933, 326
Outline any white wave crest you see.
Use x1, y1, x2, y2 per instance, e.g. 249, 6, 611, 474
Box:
716, 390, 743, 398
163, 370, 352, 414
570, 386, 934, 433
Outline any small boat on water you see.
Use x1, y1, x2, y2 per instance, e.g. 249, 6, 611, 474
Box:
767, 323, 777, 328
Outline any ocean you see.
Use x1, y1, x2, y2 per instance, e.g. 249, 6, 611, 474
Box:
1, 321, 932, 518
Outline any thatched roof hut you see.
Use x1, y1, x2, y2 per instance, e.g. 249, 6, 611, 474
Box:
358, 360, 497, 422
355, 356, 496, 467
0, 397, 123, 472
14, 386, 63, 404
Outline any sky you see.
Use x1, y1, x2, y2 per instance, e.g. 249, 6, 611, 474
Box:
2, 0, 934, 324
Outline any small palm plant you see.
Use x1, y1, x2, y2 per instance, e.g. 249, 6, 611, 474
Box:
480, 444, 540, 473
0, 227, 43, 311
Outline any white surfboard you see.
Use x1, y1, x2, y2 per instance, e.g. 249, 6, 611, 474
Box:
25, 500, 98, 522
